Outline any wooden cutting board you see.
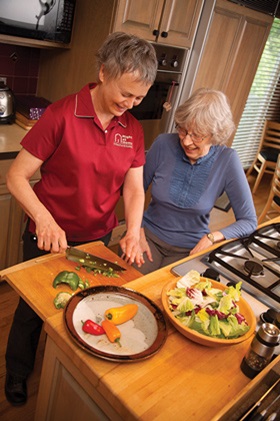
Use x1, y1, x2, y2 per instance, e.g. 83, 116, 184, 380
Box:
1, 241, 142, 321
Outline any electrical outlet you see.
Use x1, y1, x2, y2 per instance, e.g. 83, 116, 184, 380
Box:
0, 77, 7, 84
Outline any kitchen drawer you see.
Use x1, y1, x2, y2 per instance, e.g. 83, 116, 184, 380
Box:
0, 158, 41, 270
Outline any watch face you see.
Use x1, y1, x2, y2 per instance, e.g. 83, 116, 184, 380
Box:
207, 233, 214, 243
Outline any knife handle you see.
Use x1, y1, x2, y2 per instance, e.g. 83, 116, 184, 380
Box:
249, 412, 266, 421
266, 414, 277, 421
239, 402, 261, 421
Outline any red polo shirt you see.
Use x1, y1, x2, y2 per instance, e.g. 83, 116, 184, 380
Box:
21, 84, 145, 241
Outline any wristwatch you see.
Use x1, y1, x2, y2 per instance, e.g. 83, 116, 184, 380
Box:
206, 233, 215, 244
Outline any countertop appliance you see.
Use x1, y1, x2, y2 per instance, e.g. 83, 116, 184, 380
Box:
0, 81, 15, 124
172, 223, 280, 322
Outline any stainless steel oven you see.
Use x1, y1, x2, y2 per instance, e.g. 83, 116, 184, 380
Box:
129, 43, 189, 151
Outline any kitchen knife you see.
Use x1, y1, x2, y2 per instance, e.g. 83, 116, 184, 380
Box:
66, 246, 126, 272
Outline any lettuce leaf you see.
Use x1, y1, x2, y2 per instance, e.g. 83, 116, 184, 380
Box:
225, 281, 242, 302
218, 295, 234, 314
178, 297, 195, 313
209, 315, 221, 336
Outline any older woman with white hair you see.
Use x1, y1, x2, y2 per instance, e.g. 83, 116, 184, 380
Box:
137, 88, 257, 274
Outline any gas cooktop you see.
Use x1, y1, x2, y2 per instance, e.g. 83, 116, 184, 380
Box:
172, 223, 280, 314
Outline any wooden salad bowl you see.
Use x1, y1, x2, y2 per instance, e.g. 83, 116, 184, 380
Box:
161, 278, 256, 347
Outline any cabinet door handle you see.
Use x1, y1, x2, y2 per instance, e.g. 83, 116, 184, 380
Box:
161, 31, 168, 38
153, 29, 159, 36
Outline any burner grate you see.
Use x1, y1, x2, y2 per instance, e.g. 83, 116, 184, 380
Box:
249, 223, 280, 258
207, 235, 280, 306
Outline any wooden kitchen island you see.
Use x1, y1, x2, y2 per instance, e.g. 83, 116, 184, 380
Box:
1, 221, 280, 421
35, 276, 280, 421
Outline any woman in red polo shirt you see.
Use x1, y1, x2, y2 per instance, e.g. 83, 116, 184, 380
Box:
5, 32, 157, 406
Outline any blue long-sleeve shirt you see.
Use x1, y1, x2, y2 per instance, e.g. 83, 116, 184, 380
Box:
143, 134, 257, 248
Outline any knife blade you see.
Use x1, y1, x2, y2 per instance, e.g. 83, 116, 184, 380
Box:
66, 246, 126, 272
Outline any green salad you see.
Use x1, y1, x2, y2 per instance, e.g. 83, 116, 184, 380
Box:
167, 270, 250, 339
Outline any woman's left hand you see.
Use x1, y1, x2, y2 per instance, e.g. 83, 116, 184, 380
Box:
119, 233, 145, 267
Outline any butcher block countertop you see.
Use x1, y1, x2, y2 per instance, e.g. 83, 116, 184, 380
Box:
2, 217, 280, 420
39, 260, 280, 421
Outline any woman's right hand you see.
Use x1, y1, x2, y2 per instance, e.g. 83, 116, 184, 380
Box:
35, 214, 67, 253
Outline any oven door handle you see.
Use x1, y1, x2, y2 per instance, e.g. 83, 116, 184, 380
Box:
163, 80, 178, 112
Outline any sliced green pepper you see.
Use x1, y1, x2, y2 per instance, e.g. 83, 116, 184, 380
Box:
78, 279, 85, 290
52, 271, 81, 291
53, 291, 72, 309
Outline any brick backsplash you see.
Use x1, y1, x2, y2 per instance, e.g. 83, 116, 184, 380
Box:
0, 43, 40, 95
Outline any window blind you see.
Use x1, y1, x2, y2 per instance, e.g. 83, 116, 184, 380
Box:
232, 18, 280, 169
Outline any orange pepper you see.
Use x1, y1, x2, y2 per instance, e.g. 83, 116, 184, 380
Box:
101, 319, 121, 347
104, 303, 138, 325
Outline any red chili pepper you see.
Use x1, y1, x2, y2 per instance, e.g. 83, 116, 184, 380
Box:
81, 319, 105, 336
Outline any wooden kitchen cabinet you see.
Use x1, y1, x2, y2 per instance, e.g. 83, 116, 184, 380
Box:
35, 336, 118, 421
188, 0, 273, 142
0, 159, 40, 270
113, 0, 204, 48
37, 0, 203, 102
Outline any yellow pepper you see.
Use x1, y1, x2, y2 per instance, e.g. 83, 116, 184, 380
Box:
104, 304, 138, 325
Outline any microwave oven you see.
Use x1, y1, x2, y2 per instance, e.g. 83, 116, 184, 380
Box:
0, 0, 76, 44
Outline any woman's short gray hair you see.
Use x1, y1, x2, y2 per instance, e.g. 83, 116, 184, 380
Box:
96, 32, 158, 85
175, 88, 235, 145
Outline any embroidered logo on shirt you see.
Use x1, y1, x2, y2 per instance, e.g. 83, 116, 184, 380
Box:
114, 134, 133, 148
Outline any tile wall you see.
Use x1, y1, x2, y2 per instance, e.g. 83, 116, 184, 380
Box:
0, 43, 40, 95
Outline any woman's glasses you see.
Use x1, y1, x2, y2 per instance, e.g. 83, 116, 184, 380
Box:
175, 124, 208, 143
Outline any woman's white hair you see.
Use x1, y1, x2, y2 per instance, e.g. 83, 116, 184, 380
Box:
175, 88, 235, 145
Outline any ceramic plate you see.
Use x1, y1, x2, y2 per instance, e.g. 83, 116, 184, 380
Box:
64, 285, 167, 361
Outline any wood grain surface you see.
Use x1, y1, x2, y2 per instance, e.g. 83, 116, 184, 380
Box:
1, 241, 142, 320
